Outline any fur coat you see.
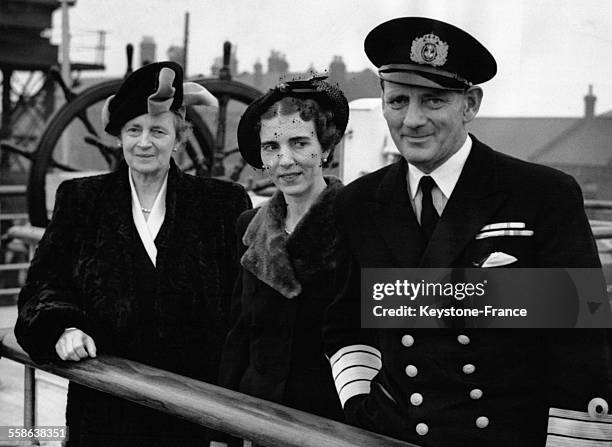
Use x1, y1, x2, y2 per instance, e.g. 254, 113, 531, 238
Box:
219, 177, 345, 422
15, 161, 251, 446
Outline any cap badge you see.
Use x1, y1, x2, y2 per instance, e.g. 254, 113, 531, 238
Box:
410, 33, 448, 67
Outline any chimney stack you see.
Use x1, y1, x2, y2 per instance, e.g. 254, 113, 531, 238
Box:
584, 84, 596, 119
140, 36, 156, 66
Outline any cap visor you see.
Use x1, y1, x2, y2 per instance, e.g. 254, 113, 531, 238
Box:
380, 71, 466, 91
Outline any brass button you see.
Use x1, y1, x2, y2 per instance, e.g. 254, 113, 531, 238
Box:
470, 389, 483, 400
410, 393, 423, 406
405, 365, 418, 377
588, 397, 609, 418
416, 423, 429, 435
401, 335, 415, 347
457, 334, 470, 345
476, 416, 489, 428
462, 364, 476, 374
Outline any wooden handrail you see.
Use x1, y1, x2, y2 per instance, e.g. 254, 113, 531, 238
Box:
0, 328, 417, 447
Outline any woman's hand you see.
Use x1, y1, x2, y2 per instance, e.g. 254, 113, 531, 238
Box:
55, 328, 97, 361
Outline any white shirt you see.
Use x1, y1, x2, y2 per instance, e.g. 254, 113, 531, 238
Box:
128, 169, 168, 266
407, 135, 472, 224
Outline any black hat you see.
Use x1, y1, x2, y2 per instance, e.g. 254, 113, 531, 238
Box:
365, 17, 497, 90
237, 76, 349, 168
102, 61, 218, 136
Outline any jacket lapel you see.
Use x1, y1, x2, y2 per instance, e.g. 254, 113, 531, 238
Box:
420, 136, 508, 267
93, 164, 138, 296
99, 163, 135, 250
153, 160, 180, 274
371, 159, 426, 266
99, 161, 180, 275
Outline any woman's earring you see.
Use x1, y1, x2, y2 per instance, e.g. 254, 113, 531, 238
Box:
172, 147, 178, 152
117, 141, 122, 148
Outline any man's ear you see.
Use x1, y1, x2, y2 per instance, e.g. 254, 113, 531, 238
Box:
462, 86, 483, 124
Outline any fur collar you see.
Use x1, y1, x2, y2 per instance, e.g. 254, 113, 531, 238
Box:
241, 177, 343, 299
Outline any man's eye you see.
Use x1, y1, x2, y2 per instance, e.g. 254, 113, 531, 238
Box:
293, 141, 308, 148
424, 98, 445, 107
387, 97, 407, 109
261, 144, 276, 152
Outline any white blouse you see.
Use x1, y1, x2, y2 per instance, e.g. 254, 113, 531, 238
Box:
128, 169, 167, 267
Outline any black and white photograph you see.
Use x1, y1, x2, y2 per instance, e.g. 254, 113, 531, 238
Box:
1, 1, 612, 446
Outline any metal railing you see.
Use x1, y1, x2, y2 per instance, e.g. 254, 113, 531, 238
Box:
0, 185, 29, 298
0, 226, 43, 298
593, 226, 612, 238
0, 329, 415, 447
585, 200, 612, 210
0, 185, 27, 196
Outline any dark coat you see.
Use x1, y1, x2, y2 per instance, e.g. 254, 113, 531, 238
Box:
324, 136, 612, 447
15, 161, 251, 446
219, 177, 345, 422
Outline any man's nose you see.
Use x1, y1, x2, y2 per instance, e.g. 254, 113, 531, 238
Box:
402, 103, 427, 128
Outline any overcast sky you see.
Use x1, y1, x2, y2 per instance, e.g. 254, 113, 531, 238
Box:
53, 0, 612, 117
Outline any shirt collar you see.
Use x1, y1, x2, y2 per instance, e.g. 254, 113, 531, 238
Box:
128, 168, 168, 266
407, 134, 472, 199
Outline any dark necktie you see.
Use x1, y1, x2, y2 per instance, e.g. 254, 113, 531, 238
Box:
419, 176, 439, 242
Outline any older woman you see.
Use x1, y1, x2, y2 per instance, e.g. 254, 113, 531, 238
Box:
15, 61, 251, 446
218, 77, 349, 422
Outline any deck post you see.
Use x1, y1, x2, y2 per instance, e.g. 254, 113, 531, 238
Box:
23, 365, 39, 445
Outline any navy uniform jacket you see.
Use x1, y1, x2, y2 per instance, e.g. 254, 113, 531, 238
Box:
324, 136, 612, 447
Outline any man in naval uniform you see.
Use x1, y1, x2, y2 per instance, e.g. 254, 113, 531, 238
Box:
324, 17, 612, 447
